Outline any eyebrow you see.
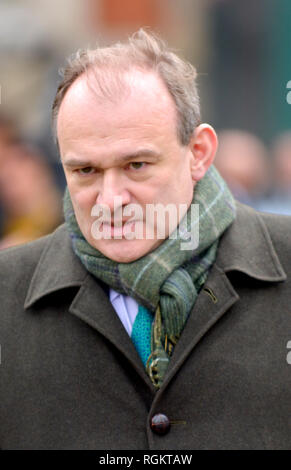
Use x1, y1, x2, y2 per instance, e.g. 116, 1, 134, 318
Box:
63, 149, 162, 168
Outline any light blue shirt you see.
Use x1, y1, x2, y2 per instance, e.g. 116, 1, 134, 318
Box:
109, 288, 139, 336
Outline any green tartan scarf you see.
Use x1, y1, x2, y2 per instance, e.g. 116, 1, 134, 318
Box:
64, 165, 236, 388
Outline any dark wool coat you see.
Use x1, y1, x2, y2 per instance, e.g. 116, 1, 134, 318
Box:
0, 203, 290, 449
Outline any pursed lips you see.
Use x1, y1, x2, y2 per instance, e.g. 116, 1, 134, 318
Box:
100, 219, 143, 238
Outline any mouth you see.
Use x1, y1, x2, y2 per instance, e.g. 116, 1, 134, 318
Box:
101, 220, 142, 239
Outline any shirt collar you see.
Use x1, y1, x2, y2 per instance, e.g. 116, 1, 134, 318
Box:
109, 289, 120, 302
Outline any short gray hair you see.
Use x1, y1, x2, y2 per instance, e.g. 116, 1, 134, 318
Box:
52, 28, 201, 146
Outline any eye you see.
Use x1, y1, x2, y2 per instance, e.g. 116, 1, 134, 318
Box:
78, 167, 95, 175
128, 162, 145, 170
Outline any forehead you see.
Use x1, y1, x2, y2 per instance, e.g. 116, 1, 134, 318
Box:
57, 69, 178, 148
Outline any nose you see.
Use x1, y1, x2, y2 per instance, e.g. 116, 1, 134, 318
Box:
96, 169, 131, 213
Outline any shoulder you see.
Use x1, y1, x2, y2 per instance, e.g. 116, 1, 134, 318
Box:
236, 201, 291, 273
236, 201, 291, 242
258, 208, 291, 273
257, 207, 291, 244
0, 224, 68, 285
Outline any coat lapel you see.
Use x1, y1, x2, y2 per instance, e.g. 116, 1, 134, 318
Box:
158, 264, 239, 391
68, 272, 154, 390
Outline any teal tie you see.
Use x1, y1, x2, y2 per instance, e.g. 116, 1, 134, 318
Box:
131, 305, 153, 367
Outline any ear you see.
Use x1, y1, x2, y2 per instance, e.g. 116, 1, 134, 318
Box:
189, 124, 218, 182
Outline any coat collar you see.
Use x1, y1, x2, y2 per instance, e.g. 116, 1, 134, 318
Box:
24, 223, 88, 309
215, 201, 286, 281
24, 201, 286, 310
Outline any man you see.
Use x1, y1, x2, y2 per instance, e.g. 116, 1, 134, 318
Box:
0, 29, 290, 450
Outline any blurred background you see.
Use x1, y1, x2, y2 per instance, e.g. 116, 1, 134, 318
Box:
0, 0, 291, 248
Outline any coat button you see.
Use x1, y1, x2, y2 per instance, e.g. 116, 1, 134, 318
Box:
150, 413, 171, 435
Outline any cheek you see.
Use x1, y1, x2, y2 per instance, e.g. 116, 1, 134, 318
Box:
166, 171, 194, 204
70, 187, 97, 214
71, 194, 94, 238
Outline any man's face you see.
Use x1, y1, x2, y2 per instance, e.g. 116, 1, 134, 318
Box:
57, 70, 196, 262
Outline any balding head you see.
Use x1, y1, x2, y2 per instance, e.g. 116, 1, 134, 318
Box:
52, 28, 201, 147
